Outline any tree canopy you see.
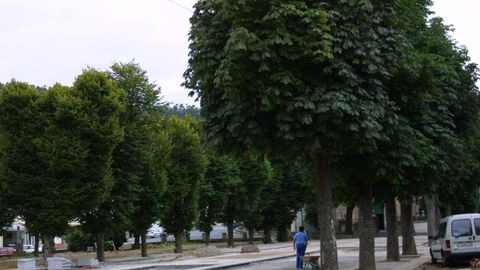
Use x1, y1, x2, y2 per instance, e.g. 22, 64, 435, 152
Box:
0, 70, 125, 258
160, 116, 207, 253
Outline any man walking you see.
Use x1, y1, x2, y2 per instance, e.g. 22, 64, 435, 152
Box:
293, 226, 308, 269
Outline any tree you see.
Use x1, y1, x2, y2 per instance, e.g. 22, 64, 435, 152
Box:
0, 72, 125, 260
0, 95, 14, 228
332, 169, 360, 236
80, 62, 165, 260
130, 122, 169, 257
218, 159, 243, 247
0, 198, 14, 231
260, 158, 308, 243
197, 153, 237, 246
388, 6, 479, 253
185, 1, 414, 269
184, 0, 332, 265
160, 116, 207, 253
238, 154, 270, 244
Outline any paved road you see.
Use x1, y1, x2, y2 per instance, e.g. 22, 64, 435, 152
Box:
224, 257, 476, 270
226, 255, 359, 270
226, 236, 431, 270
101, 235, 434, 270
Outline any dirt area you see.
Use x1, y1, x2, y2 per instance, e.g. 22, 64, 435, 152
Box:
190, 246, 223, 257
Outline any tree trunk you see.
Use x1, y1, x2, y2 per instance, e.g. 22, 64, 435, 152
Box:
425, 194, 439, 246
345, 205, 354, 235
358, 184, 376, 270
96, 233, 105, 262
312, 151, 339, 270
42, 235, 54, 263
133, 233, 140, 249
227, 222, 234, 247
435, 194, 441, 229
140, 232, 148, 257
401, 199, 417, 255
263, 227, 273, 244
34, 235, 40, 257
248, 228, 254, 244
386, 195, 399, 261
174, 232, 183, 253
205, 231, 211, 246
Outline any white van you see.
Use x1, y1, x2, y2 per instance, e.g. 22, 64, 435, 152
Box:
430, 213, 480, 266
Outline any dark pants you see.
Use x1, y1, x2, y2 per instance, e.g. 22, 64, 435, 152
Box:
296, 243, 306, 268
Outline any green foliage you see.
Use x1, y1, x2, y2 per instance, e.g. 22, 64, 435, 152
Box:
64, 227, 125, 252
0, 70, 125, 238
0, 85, 15, 231
305, 201, 318, 231
64, 227, 96, 252
68, 69, 126, 207
237, 154, 270, 231
111, 61, 165, 122
0, 82, 61, 236
130, 114, 170, 234
185, 0, 332, 154
81, 62, 166, 241
385, 7, 480, 208
260, 158, 308, 234
160, 116, 207, 236
323, 1, 479, 221
276, 228, 291, 243
218, 156, 243, 232
185, 0, 417, 204
197, 153, 238, 234
185, 3, 412, 267
0, 197, 14, 230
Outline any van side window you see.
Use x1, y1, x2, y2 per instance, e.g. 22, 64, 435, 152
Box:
451, 219, 472, 237
438, 222, 447, 238
474, 219, 480, 235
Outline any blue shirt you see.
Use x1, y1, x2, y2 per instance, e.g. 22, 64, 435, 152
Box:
294, 231, 308, 244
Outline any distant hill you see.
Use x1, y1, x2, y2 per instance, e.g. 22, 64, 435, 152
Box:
165, 104, 201, 119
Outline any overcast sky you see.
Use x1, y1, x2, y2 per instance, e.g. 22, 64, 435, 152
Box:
0, 0, 478, 106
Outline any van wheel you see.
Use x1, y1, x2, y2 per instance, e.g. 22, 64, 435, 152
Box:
441, 251, 452, 267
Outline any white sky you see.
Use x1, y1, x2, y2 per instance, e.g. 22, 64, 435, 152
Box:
0, 0, 478, 106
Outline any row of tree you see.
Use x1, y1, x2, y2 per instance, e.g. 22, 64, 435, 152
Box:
184, 1, 480, 270
0, 63, 309, 262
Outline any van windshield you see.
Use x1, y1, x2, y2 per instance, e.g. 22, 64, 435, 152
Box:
451, 219, 472, 237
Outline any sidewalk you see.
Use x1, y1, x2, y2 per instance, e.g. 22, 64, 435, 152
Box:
99, 236, 431, 270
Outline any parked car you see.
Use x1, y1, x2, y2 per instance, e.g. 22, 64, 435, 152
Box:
190, 225, 229, 241
0, 247, 16, 257
175, 225, 247, 242
146, 227, 163, 238
23, 245, 35, 253
430, 213, 480, 266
